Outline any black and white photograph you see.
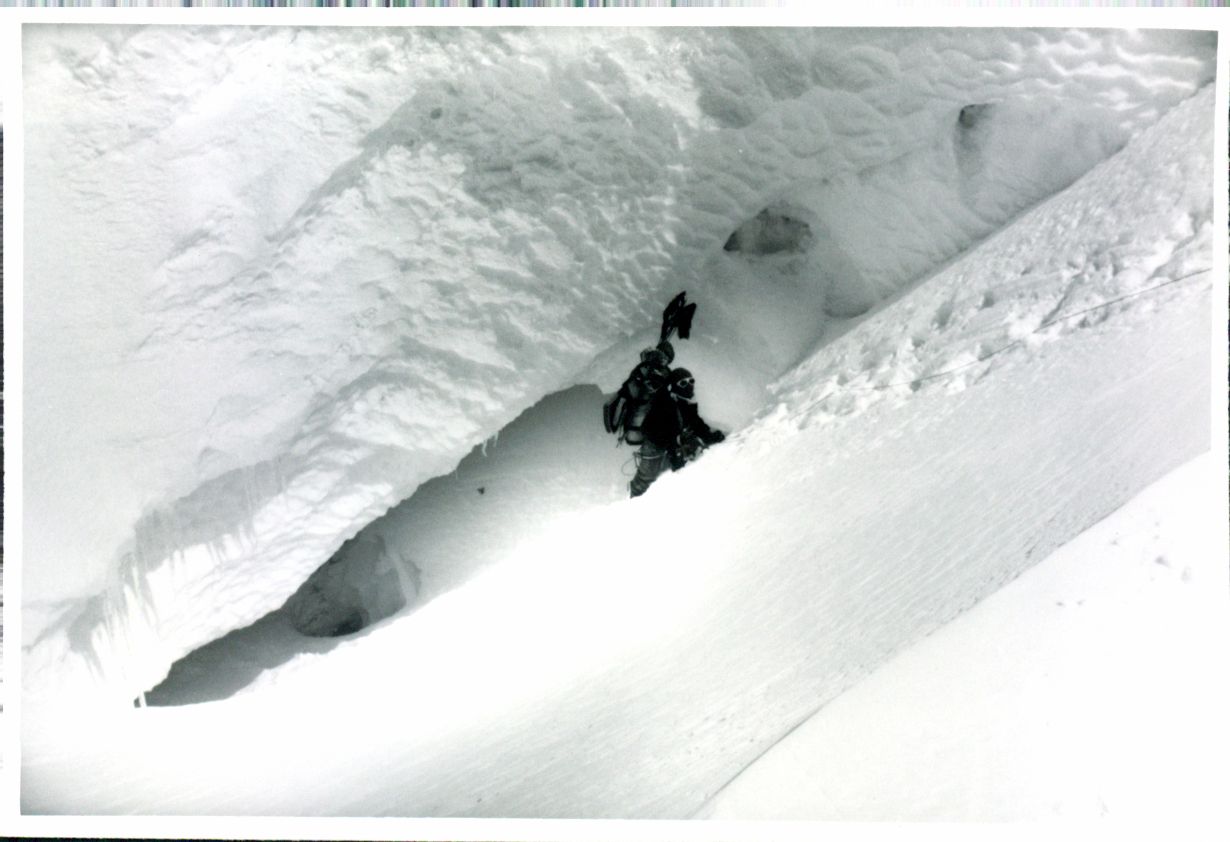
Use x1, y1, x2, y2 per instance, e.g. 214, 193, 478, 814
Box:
3, 6, 1228, 839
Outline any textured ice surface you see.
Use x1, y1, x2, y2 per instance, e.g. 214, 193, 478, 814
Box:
21, 27, 1215, 706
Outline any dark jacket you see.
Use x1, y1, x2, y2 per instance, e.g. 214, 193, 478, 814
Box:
641, 390, 721, 452
627, 356, 671, 402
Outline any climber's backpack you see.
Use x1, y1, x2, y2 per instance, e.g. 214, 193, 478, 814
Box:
604, 290, 693, 444
603, 352, 671, 445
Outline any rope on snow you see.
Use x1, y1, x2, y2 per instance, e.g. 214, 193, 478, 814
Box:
866, 267, 1212, 394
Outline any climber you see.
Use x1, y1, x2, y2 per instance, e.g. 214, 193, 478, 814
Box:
602, 290, 724, 495
602, 290, 697, 445
629, 366, 725, 498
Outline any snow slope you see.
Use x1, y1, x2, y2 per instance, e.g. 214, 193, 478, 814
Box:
21, 64, 1217, 818
699, 452, 1229, 823
20, 26, 1216, 707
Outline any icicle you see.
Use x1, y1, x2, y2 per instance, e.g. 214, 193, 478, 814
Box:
480, 430, 500, 457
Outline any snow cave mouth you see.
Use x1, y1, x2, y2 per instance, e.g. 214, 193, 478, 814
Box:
145, 384, 625, 706
723, 206, 814, 255
721, 201, 879, 320
144, 530, 416, 706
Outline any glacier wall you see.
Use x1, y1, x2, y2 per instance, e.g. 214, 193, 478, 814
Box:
21, 26, 1215, 704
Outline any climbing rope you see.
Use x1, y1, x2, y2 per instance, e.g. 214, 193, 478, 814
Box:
864, 266, 1214, 393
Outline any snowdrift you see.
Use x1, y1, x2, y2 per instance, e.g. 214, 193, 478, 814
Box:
21, 26, 1215, 710
698, 453, 1229, 822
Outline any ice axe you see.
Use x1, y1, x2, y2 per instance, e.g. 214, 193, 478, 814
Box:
659, 291, 697, 344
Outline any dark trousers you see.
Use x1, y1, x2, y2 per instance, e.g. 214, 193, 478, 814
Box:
629, 441, 670, 497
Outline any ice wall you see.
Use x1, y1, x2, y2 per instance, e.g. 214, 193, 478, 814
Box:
21, 26, 1215, 705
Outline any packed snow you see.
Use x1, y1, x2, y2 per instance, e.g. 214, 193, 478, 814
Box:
699, 452, 1229, 823
16, 24, 1222, 823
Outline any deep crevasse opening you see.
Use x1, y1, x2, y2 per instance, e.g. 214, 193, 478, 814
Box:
145, 384, 626, 705
144, 240, 855, 706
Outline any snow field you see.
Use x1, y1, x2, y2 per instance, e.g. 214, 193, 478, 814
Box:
21, 63, 1216, 818
700, 452, 1229, 825
20, 28, 1216, 711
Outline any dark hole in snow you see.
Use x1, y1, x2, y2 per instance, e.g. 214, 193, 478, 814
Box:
955, 104, 993, 185
282, 533, 411, 638
330, 611, 366, 637
723, 207, 813, 255
958, 103, 992, 129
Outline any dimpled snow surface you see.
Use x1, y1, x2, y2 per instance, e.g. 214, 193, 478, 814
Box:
19, 27, 1220, 820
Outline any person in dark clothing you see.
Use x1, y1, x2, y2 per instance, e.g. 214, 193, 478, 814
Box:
629, 367, 725, 497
